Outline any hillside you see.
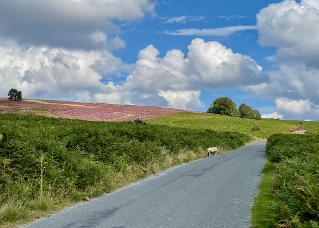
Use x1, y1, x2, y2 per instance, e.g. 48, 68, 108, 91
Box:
0, 98, 183, 121
149, 112, 319, 138
2, 98, 319, 139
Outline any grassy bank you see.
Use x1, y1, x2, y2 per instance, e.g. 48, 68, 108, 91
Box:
148, 112, 319, 138
0, 113, 250, 226
252, 134, 319, 227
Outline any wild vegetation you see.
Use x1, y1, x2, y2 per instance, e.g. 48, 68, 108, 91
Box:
0, 98, 180, 121
252, 134, 319, 227
149, 112, 319, 139
0, 113, 249, 226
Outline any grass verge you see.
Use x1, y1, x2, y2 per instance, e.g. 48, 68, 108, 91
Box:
0, 113, 250, 227
252, 134, 319, 228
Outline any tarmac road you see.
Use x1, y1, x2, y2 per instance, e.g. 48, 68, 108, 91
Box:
26, 141, 266, 228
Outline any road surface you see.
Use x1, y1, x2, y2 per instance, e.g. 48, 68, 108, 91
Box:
26, 141, 266, 228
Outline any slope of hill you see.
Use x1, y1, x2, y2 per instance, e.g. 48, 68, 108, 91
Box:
149, 112, 319, 138
0, 98, 183, 121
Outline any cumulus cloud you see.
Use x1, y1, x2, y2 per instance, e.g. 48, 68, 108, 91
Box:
275, 97, 312, 115
0, 0, 154, 50
159, 90, 203, 109
248, 65, 319, 101
103, 38, 263, 110
167, 25, 257, 37
0, 45, 122, 100
250, 0, 319, 119
187, 39, 263, 87
257, 0, 319, 68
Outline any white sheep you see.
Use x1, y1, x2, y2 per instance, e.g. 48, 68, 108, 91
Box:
207, 146, 220, 156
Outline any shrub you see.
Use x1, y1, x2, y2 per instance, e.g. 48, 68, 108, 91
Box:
239, 104, 261, 120
207, 97, 238, 117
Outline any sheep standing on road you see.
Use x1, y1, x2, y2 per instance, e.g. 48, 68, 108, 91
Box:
207, 146, 220, 156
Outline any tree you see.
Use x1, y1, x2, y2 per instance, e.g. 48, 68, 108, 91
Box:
8, 89, 18, 100
8, 88, 23, 101
207, 97, 238, 116
15, 91, 23, 101
239, 103, 261, 120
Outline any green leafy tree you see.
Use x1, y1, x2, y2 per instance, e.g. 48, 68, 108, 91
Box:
8, 88, 18, 100
8, 88, 23, 101
207, 97, 238, 116
239, 103, 261, 120
15, 91, 23, 101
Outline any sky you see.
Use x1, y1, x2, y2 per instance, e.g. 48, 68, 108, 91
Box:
0, 0, 318, 120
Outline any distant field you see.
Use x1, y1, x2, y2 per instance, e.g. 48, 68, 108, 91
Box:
148, 112, 319, 138
0, 98, 182, 121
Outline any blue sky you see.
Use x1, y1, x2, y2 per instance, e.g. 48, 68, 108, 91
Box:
117, 0, 280, 63
0, 0, 318, 120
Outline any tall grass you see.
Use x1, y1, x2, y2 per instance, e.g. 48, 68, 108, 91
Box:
252, 134, 319, 227
0, 113, 250, 226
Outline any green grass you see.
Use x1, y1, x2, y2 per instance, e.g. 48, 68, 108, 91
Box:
0, 113, 250, 227
148, 112, 319, 139
252, 134, 319, 228
251, 161, 276, 228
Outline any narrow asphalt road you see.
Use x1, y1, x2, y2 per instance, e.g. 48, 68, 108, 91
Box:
26, 141, 266, 228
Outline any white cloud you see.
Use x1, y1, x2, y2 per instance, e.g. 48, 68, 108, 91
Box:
163, 16, 205, 24
257, 0, 319, 68
159, 90, 203, 110
247, 64, 319, 102
109, 38, 262, 110
275, 97, 312, 115
262, 112, 284, 119
249, 0, 319, 119
124, 38, 262, 91
0, 0, 154, 49
167, 25, 257, 37
187, 38, 263, 87
0, 45, 122, 100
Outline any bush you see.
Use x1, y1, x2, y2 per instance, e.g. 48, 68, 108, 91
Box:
207, 97, 238, 116
239, 104, 261, 120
